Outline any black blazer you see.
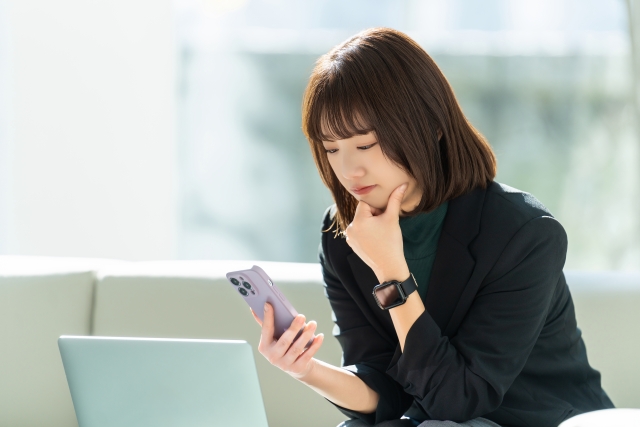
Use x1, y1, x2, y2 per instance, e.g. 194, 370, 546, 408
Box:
319, 182, 613, 427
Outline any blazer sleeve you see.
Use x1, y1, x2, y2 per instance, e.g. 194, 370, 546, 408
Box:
319, 208, 414, 425
386, 215, 568, 421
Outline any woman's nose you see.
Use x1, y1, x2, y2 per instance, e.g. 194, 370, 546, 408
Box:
340, 155, 365, 180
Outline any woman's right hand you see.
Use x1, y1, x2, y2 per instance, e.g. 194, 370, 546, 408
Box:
251, 303, 324, 380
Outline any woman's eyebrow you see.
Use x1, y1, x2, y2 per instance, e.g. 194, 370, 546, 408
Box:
321, 136, 377, 145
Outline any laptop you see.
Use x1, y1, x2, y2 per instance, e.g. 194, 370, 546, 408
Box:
58, 336, 269, 427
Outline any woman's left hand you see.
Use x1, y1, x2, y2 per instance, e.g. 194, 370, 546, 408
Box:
345, 183, 410, 283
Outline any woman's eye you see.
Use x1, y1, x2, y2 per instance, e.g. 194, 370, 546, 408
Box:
325, 148, 338, 154
357, 143, 377, 150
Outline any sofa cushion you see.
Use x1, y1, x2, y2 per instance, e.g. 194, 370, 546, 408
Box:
0, 256, 119, 427
559, 408, 640, 426
91, 260, 345, 427
566, 270, 640, 409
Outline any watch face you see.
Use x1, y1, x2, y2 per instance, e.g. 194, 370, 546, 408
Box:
374, 282, 404, 309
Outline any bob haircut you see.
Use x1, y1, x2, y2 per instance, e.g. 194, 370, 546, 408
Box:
302, 27, 497, 234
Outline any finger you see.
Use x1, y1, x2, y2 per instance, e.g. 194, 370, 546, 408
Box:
282, 321, 317, 365
273, 314, 306, 357
282, 321, 316, 365
250, 308, 263, 327
383, 183, 408, 218
259, 303, 276, 348
352, 200, 373, 221
294, 333, 324, 365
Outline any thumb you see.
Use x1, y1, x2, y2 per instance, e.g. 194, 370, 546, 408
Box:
384, 183, 408, 217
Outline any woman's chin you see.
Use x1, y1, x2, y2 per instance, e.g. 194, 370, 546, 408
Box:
356, 195, 387, 211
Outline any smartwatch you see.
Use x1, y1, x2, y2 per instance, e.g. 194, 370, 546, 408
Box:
372, 273, 418, 310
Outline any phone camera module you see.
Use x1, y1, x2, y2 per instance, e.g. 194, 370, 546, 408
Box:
242, 282, 252, 290
230, 278, 240, 286
238, 287, 248, 296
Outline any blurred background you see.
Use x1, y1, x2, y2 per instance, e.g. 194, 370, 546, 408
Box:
0, 0, 639, 270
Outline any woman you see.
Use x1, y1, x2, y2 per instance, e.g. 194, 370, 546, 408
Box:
252, 28, 614, 427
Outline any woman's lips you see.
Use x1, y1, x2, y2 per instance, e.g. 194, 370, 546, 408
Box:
352, 185, 376, 195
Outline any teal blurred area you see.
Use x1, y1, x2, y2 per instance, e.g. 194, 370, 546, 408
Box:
174, 0, 640, 269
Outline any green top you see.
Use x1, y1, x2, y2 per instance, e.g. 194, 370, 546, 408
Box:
398, 202, 448, 301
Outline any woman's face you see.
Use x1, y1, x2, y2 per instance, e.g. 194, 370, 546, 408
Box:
322, 132, 421, 213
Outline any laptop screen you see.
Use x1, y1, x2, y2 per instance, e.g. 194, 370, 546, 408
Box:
58, 336, 269, 427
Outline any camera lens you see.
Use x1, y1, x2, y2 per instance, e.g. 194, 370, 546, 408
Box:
230, 278, 240, 286
242, 282, 252, 290
239, 288, 248, 296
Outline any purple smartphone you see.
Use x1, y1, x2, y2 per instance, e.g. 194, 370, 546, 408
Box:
226, 265, 313, 346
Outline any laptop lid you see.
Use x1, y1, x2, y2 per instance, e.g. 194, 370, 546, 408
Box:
58, 336, 269, 427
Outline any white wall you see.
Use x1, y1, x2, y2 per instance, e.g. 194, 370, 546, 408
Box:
0, 0, 12, 254
2, 0, 176, 259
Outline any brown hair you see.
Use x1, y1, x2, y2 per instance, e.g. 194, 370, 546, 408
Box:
302, 27, 496, 234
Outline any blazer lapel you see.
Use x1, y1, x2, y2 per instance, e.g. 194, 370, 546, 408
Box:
425, 185, 487, 336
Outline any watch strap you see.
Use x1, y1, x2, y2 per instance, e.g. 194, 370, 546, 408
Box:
398, 273, 418, 298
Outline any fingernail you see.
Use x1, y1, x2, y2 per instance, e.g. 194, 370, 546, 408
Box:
264, 303, 269, 312
400, 183, 408, 191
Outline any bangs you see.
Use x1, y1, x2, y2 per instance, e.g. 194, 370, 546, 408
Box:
304, 70, 376, 143
316, 107, 374, 143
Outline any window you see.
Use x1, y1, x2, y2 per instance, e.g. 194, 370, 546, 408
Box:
175, 0, 639, 269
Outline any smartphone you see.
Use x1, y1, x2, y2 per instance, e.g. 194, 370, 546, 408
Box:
226, 265, 314, 346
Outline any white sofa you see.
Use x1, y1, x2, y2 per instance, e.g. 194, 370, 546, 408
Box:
1, 256, 638, 427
